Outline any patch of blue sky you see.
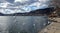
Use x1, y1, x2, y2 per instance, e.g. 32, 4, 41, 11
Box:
0, 0, 52, 14
21, 4, 48, 12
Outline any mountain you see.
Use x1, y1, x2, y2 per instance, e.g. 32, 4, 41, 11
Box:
0, 0, 53, 14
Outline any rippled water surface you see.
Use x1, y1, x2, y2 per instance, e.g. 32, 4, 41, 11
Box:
0, 16, 49, 33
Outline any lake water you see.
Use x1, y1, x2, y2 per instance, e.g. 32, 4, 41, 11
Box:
0, 16, 49, 33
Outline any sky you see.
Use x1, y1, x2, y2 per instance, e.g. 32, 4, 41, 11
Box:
0, 0, 52, 14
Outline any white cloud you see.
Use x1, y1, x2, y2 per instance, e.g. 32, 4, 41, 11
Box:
0, 3, 8, 8
14, 0, 29, 3
0, 0, 52, 14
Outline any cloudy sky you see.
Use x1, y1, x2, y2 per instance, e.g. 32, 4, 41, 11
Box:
0, 0, 51, 14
